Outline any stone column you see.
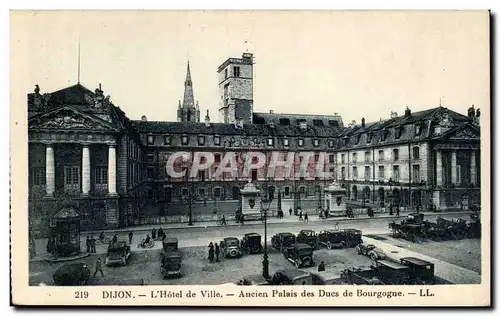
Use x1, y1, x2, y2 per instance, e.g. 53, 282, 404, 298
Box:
435, 150, 443, 186
45, 144, 55, 196
451, 151, 457, 184
108, 144, 117, 195
470, 151, 477, 185
82, 145, 91, 195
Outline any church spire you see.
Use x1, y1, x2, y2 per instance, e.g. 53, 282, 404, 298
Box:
179, 60, 199, 122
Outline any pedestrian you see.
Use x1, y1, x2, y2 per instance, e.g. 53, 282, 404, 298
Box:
304, 212, 308, 222
221, 215, 227, 226
318, 261, 326, 272
93, 257, 104, 278
128, 231, 133, 245
215, 243, 220, 262
158, 227, 164, 240
86, 236, 91, 253
389, 203, 394, 216
240, 215, 245, 225
396, 206, 400, 217
299, 211, 303, 221
46, 238, 53, 255
334, 222, 339, 231
90, 236, 96, 253
112, 234, 118, 244
152, 228, 157, 240
208, 242, 215, 263
289, 208, 292, 216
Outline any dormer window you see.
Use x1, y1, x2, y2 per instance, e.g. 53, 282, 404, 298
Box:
367, 133, 372, 143
355, 134, 361, 145
415, 124, 422, 136
214, 135, 221, 146
297, 138, 304, 147
283, 138, 289, 147
299, 121, 307, 131
328, 139, 334, 148
313, 119, 324, 127
198, 135, 205, 146
313, 139, 319, 147
181, 134, 189, 145
147, 135, 154, 145
381, 129, 388, 141
267, 137, 274, 147
163, 135, 171, 145
343, 136, 348, 146
395, 126, 403, 139
279, 118, 291, 126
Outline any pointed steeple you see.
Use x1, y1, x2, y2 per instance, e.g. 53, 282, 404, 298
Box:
182, 61, 195, 111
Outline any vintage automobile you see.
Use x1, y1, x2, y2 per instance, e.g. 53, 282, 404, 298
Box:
370, 259, 412, 285
240, 233, 262, 254
283, 243, 315, 268
343, 228, 363, 247
311, 271, 345, 285
355, 243, 387, 260
271, 232, 297, 252
269, 269, 315, 285
296, 230, 318, 248
318, 229, 362, 249
401, 213, 425, 225
237, 274, 270, 286
340, 268, 386, 285
105, 241, 131, 266
400, 257, 435, 284
162, 237, 179, 252
161, 250, 182, 278
53, 263, 91, 286
220, 237, 242, 258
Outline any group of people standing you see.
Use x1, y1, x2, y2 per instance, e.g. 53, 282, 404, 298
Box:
207, 242, 221, 263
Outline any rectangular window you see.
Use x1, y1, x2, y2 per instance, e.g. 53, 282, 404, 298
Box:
198, 135, 205, 146
329, 154, 335, 162
147, 153, 154, 162
413, 147, 420, 160
64, 167, 80, 191
147, 135, 154, 145
395, 127, 402, 139
284, 186, 290, 196
251, 169, 257, 181
214, 136, 221, 146
313, 139, 319, 147
198, 170, 205, 181
95, 167, 108, 185
355, 134, 360, 144
412, 165, 420, 183
298, 138, 304, 147
352, 153, 357, 163
415, 124, 422, 136
352, 166, 358, 179
181, 135, 189, 145
392, 165, 400, 182
341, 167, 346, 180
328, 139, 335, 148
31, 167, 46, 186
393, 148, 399, 161
365, 151, 370, 163
163, 135, 171, 145
214, 187, 222, 199
268, 138, 274, 146
224, 68, 228, 80
215, 154, 221, 163
341, 154, 345, 164
283, 138, 289, 147
378, 166, 385, 180
364, 166, 370, 181
378, 150, 384, 162
198, 188, 206, 196
314, 153, 319, 161
233, 66, 240, 77
299, 186, 306, 194
367, 133, 372, 143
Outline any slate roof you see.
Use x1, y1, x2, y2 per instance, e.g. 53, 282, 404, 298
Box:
131, 120, 343, 138
252, 112, 344, 128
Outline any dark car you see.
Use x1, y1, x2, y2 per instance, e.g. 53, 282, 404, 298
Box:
318, 230, 346, 249
355, 243, 386, 260
283, 243, 315, 268
220, 237, 242, 258
241, 233, 262, 254
271, 232, 296, 252
371, 259, 411, 285
162, 237, 179, 252
105, 241, 131, 266
343, 229, 363, 247
269, 269, 314, 285
400, 257, 435, 284
161, 251, 182, 278
53, 263, 91, 286
296, 230, 318, 248
340, 268, 386, 285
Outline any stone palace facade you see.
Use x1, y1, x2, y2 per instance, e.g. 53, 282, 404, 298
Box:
28, 53, 481, 236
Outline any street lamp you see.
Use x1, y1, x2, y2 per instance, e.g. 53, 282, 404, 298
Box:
261, 197, 271, 279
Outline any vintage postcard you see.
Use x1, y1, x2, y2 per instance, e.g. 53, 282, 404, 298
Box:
10, 10, 490, 306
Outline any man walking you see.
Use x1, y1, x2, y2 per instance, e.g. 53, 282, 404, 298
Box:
334, 222, 339, 231
299, 210, 303, 221
215, 243, 220, 262
289, 208, 293, 216
93, 257, 104, 278
221, 215, 227, 226
208, 242, 215, 263
396, 206, 400, 217
304, 212, 309, 222
86, 236, 91, 253
128, 231, 133, 245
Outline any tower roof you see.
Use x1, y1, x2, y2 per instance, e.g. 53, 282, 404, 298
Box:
182, 61, 195, 109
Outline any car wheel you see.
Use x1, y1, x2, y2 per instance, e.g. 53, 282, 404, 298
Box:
327, 242, 332, 250
370, 253, 378, 261
295, 260, 302, 268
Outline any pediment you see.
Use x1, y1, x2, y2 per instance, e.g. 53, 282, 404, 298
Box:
29, 106, 120, 132
447, 125, 480, 140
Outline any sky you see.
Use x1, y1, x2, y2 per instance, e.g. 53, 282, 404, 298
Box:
11, 10, 490, 125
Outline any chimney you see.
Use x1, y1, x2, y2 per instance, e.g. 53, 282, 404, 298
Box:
361, 117, 366, 128
269, 109, 274, 114
405, 106, 411, 117
242, 52, 254, 60
205, 110, 211, 127
141, 115, 147, 122
390, 111, 398, 118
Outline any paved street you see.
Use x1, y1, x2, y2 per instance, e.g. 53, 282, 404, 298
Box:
29, 212, 481, 285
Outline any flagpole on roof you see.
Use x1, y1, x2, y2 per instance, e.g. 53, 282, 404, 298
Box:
77, 39, 81, 84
